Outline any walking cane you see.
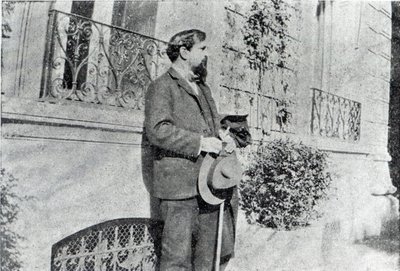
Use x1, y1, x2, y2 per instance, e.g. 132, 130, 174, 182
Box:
215, 200, 225, 271
215, 137, 230, 271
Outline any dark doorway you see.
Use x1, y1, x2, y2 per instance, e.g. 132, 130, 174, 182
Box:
389, 2, 400, 190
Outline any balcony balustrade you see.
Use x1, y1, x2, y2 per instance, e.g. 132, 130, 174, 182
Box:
42, 10, 168, 110
311, 88, 361, 141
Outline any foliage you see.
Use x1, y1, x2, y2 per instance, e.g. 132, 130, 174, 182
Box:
0, 169, 25, 271
239, 139, 332, 230
2, 2, 15, 39
243, 0, 292, 71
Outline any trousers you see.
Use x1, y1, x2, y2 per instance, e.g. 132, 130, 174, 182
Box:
159, 196, 235, 271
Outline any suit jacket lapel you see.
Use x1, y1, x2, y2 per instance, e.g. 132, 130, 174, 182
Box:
199, 83, 218, 116
168, 67, 219, 134
198, 82, 220, 134
168, 67, 199, 98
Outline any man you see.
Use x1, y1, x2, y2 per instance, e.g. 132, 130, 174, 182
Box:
144, 29, 237, 271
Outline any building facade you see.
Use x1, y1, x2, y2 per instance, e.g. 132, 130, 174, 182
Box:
1, 1, 398, 270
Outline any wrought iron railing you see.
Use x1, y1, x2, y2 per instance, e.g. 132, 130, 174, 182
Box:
311, 88, 361, 141
51, 218, 163, 271
219, 85, 294, 136
41, 10, 168, 109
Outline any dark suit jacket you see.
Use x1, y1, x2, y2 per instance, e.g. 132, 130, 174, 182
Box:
144, 67, 220, 199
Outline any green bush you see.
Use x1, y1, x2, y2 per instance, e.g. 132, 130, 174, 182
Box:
239, 139, 332, 230
0, 169, 23, 270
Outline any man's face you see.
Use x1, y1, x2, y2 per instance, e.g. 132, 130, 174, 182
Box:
187, 40, 208, 77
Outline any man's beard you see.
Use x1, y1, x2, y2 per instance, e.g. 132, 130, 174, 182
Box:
191, 57, 208, 83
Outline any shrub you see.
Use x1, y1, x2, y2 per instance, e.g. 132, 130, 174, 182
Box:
0, 169, 24, 270
239, 139, 332, 230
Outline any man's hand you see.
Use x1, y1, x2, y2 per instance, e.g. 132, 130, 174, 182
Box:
219, 128, 236, 153
200, 137, 223, 154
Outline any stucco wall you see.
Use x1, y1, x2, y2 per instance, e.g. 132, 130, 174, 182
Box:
2, 137, 150, 270
153, 0, 398, 242
1, 1, 398, 270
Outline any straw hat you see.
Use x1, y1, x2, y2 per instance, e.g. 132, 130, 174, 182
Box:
198, 151, 243, 205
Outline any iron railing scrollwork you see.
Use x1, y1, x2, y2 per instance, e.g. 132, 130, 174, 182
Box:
51, 218, 163, 271
219, 85, 295, 137
311, 88, 361, 141
42, 10, 168, 109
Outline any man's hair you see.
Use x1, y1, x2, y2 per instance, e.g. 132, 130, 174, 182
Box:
166, 29, 206, 62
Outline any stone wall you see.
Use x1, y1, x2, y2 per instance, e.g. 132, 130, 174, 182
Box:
2, 137, 150, 269
1, 1, 154, 269
1, 1, 398, 270
153, 0, 398, 243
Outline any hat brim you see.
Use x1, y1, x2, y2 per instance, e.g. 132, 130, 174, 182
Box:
198, 154, 225, 205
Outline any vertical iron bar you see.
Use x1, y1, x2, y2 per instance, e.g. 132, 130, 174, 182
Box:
257, 67, 262, 129
40, 10, 57, 99
310, 88, 316, 135
113, 226, 118, 271
319, 90, 323, 136
357, 103, 361, 141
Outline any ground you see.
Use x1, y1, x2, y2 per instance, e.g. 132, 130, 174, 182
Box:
227, 211, 399, 271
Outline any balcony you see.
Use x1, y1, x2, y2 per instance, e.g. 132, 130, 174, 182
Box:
311, 88, 361, 142
41, 10, 168, 110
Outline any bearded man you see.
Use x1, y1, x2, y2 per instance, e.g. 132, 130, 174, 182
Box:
144, 29, 237, 271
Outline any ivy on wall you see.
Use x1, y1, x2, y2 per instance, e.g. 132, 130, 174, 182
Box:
221, 1, 299, 134
244, 0, 295, 132
243, 0, 292, 72
2, 2, 15, 39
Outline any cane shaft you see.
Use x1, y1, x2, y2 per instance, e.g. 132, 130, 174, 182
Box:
215, 202, 225, 271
